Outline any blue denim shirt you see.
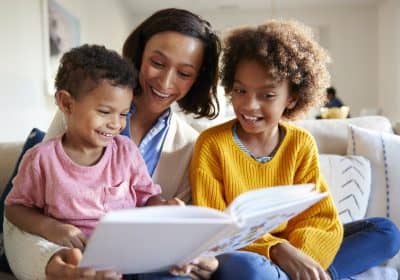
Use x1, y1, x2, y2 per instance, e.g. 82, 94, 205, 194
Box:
120, 104, 171, 176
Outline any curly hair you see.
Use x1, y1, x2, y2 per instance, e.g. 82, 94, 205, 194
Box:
55, 44, 137, 98
220, 20, 331, 120
122, 8, 221, 119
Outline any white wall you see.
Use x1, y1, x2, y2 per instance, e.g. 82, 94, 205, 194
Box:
0, 0, 132, 142
378, 0, 400, 122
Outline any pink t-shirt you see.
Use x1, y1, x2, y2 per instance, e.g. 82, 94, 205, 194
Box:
5, 135, 161, 237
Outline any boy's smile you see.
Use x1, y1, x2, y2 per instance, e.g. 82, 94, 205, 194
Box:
60, 79, 133, 164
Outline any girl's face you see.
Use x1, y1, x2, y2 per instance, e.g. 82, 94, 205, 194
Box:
231, 60, 295, 136
138, 31, 204, 115
63, 80, 132, 150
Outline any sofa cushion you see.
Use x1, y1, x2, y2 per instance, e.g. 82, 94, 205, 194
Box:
319, 154, 371, 224
293, 116, 393, 155
347, 125, 400, 227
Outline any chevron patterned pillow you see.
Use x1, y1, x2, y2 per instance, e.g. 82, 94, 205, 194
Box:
319, 154, 371, 224
347, 125, 400, 227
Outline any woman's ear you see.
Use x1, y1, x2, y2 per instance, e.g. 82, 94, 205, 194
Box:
55, 90, 74, 115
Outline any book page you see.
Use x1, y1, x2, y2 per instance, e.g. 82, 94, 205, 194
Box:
80, 206, 232, 274
197, 185, 327, 257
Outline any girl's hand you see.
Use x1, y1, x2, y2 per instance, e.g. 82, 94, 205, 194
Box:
270, 242, 331, 280
170, 256, 218, 280
44, 223, 87, 250
46, 248, 122, 280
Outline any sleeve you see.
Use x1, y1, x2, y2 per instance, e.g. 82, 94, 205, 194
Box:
43, 110, 65, 141
281, 134, 344, 269
130, 145, 161, 206
3, 217, 64, 280
4, 150, 46, 209
190, 136, 227, 211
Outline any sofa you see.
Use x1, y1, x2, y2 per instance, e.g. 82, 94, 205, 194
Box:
0, 115, 399, 279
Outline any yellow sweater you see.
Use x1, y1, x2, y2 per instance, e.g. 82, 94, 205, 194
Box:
190, 119, 343, 269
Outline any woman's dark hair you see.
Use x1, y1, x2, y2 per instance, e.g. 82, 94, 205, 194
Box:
55, 44, 136, 98
122, 8, 220, 119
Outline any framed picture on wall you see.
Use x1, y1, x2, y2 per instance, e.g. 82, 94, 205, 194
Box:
42, 0, 80, 95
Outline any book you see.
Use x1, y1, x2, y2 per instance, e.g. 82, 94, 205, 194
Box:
79, 184, 327, 274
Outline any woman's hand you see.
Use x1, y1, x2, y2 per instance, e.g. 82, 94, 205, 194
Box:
270, 243, 331, 280
170, 256, 218, 280
146, 195, 185, 206
44, 223, 87, 250
46, 248, 122, 280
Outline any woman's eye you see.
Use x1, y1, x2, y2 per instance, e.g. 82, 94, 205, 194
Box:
262, 93, 275, 99
178, 71, 192, 78
98, 110, 109, 115
120, 113, 128, 117
151, 59, 163, 67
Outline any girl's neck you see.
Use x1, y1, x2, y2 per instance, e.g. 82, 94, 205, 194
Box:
130, 99, 167, 145
62, 133, 105, 166
236, 123, 281, 158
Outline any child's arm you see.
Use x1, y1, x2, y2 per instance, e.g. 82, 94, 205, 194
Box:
270, 242, 331, 280
5, 204, 86, 250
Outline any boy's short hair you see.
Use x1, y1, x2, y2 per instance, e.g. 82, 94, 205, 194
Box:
55, 44, 137, 98
220, 20, 331, 119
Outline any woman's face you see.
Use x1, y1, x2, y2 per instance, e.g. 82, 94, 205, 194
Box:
138, 31, 204, 115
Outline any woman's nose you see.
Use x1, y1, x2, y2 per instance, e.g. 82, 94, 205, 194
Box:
159, 69, 175, 90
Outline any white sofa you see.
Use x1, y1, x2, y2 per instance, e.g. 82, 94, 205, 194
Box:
0, 116, 399, 279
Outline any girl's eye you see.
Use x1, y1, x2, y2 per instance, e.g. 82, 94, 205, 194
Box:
232, 88, 245, 94
120, 113, 129, 117
262, 93, 275, 99
98, 110, 110, 115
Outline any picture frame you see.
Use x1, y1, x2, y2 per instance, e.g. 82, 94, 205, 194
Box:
42, 0, 80, 95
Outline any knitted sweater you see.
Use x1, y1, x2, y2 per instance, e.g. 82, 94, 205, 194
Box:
190, 119, 343, 269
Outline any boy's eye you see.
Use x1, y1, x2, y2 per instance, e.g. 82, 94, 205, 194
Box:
98, 110, 110, 115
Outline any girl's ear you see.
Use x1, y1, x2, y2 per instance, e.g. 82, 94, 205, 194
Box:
287, 95, 297, 110
55, 90, 74, 115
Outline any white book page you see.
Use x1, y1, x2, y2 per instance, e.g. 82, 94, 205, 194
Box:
80, 206, 232, 274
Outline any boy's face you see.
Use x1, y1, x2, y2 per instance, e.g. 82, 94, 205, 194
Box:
231, 60, 295, 135
63, 80, 133, 150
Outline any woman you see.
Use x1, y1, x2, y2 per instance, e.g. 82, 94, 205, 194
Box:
4, 8, 221, 280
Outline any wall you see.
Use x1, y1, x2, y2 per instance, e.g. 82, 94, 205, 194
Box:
0, 0, 131, 142
378, 0, 400, 122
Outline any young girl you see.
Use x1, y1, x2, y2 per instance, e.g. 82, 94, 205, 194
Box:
4, 44, 182, 279
190, 20, 400, 280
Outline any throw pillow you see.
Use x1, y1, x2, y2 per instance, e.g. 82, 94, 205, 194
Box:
0, 128, 45, 230
319, 154, 371, 224
0, 128, 45, 263
347, 125, 400, 227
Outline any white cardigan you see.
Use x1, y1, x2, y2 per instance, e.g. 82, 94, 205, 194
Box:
4, 109, 199, 279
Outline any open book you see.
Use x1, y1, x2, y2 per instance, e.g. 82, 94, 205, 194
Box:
80, 184, 327, 274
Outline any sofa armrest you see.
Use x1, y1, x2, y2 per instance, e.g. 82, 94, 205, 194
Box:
0, 142, 23, 195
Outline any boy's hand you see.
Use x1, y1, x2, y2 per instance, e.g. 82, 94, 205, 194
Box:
44, 223, 87, 250
46, 248, 122, 280
270, 242, 331, 280
170, 256, 218, 280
